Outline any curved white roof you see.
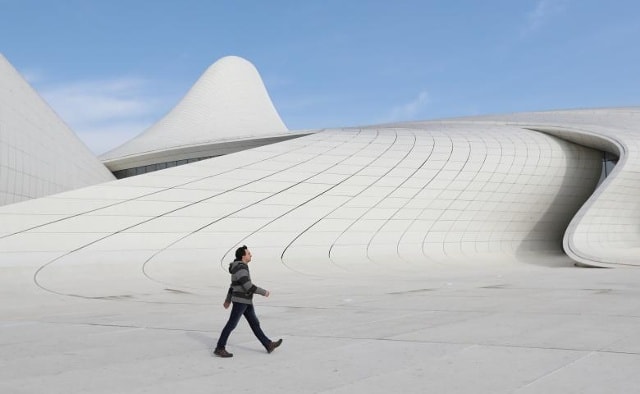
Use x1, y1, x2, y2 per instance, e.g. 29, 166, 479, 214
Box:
0, 54, 114, 206
3, 108, 640, 270
100, 56, 288, 163
0, 111, 614, 273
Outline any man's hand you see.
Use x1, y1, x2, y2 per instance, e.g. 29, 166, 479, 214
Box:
264, 290, 270, 297
223, 301, 230, 309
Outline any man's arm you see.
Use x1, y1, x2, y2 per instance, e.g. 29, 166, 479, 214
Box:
236, 266, 268, 296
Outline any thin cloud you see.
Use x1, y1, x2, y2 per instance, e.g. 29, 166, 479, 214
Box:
40, 78, 154, 124
384, 90, 430, 122
522, 0, 567, 36
21, 68, 46, 84
80, 121, 157, 155
36, 77, 168, 154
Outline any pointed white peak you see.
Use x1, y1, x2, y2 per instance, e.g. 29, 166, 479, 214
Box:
0, 53, 114, 206
101, 55, 288, 161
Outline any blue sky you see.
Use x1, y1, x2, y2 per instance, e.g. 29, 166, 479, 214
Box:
1, 0, 639, 154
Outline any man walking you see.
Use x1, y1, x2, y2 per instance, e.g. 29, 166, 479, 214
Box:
214, 245, 282, 358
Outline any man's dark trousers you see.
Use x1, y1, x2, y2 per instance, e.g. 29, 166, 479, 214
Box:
217, 302, 269, 348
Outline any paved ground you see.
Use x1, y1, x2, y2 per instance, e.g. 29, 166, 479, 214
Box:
2, 256, 640, 393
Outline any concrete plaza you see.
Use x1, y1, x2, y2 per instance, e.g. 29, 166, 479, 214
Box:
2, 256, 640, 393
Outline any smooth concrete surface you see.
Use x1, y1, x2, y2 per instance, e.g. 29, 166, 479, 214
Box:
2, 260, 640, 393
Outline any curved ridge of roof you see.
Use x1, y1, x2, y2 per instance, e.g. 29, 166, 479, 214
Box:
100, 56, 288, 162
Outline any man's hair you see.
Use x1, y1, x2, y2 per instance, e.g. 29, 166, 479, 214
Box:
235, 245, 248, 261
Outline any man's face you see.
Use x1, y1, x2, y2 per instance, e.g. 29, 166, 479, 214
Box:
242, 249, 252, 263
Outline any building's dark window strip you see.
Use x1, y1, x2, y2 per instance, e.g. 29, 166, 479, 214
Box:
602, 152, 617, 178
597, 151, 618, 186
113, 156, 216, 179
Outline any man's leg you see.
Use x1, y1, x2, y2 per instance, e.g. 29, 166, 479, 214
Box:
243, 304, 270, 348
216, 302, 248, 349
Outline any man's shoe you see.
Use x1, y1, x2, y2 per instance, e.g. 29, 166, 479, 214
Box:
266, 339, 283, 354
213, 347, 233, 358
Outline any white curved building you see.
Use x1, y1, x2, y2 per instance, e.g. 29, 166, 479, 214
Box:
0, 54, 115, 206
5, 109, 639, 282
2, 54, 640, 393
100, 56, 305, 178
